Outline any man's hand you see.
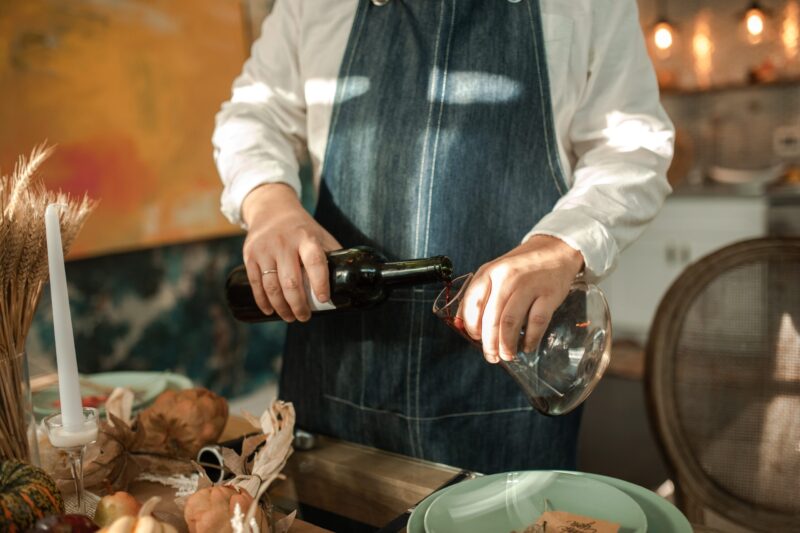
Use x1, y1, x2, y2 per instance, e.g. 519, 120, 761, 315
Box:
242, 183, 342, 322
459, 235, 585, 363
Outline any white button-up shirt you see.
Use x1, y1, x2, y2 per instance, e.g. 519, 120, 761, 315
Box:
213, 0, 674, 279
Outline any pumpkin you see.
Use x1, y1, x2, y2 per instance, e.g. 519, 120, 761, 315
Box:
0, 460, 64, 532
138, 389, 228, 458
184, 486, 263, 533
98, 497, 176, 533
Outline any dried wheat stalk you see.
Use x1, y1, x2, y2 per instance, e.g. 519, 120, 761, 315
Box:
0, 144, 95, 462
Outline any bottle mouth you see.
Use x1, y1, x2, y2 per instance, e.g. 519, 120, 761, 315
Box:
438, 256, 454, 281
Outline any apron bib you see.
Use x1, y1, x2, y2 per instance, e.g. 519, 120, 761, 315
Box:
281, 0, 582, 474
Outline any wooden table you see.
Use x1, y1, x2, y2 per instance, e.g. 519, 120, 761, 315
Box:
220, 417, 462, 532
221, 417, 713, 533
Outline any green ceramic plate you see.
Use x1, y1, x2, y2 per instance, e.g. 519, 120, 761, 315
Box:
163, 372, 194, 391
422, 471, 647, 533
32, 371, 179, 417
408, 471, 691, 533
580, 473, 692, 533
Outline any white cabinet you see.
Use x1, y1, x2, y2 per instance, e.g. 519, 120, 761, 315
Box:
599, 196, 768, 342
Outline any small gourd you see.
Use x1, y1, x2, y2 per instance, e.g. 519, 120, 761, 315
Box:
0, 460, 64, 532
97, 497, 177, 533
184, 486, 262, 533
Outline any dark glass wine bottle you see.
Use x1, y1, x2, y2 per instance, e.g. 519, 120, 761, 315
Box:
225, 246, 453, 323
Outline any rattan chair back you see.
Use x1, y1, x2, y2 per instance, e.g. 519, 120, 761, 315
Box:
646, 238, 800, 532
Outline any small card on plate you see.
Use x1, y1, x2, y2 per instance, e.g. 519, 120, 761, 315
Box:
521, 510, 620, 533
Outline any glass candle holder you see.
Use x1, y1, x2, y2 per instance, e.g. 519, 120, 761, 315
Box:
43, 407, 98, 515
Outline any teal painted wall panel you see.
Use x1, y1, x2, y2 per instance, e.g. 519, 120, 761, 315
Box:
26, 235, 282, 398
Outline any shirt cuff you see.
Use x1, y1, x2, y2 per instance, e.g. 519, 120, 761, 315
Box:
523, 209, 619, 281
220, 160, 301, 228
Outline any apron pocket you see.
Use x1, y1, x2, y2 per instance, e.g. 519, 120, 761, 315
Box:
321, 301, 417, 415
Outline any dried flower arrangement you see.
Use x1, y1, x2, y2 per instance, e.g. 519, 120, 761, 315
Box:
40, 387, 229, 494
0, 145, 94, 462
139, 389, 231, 458
182, 400, 296, 533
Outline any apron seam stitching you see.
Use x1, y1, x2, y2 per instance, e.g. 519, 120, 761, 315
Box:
422, 10, 456, 258
417, 0, 457, 461
319, 1, 368, 180
324, 394, 535, 421
526, 0, 567, 196
360, 312, 366, 431
405, 293, 418, 457
412, 0, 447, 258
408, 0, 448, 459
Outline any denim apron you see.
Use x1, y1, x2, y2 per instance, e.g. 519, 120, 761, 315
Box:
280, 0, 582, 474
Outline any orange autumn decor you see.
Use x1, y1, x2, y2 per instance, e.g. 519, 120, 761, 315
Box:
0, 460, 64, 532
97, 497, 176, 533
139, 389, 228, 458
39, 388, 209, 494
179, 401, 297, 533
184, 486, 264, 533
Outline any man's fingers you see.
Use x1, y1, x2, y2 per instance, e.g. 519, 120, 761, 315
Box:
245, 260, 274, 316
276, 252, 311, 322
480, 285, 506, 365
262, 264, 295, 322
459, 274, 490, 344
299, 239, 331, 304
522, 298, 555, 353
498, 292, 532, 361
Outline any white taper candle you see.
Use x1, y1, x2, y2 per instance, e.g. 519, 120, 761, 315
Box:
44, 203, 83, 430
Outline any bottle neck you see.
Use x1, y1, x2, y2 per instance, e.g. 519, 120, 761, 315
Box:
379, 256, 453, 286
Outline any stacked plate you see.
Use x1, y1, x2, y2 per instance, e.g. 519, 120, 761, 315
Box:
408, 471, 692, 533
32, 371, 193, 419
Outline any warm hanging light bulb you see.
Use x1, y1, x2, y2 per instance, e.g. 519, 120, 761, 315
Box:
654, 20, 676, 50
743, 1, 769, 44
693, 10, 714, 89
651, 0, 678, 58
747, 7, 766, 36
783, 0, 799, 60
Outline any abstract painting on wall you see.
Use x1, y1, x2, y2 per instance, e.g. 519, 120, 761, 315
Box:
0, 0, 248, 258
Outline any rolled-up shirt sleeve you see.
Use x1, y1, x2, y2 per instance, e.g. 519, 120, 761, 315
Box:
213, 0, 306, 227
528, 0, 675, 280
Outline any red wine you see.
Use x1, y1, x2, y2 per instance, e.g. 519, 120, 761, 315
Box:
226, 246, 453, 322
441, 314, 481, 349
440, 279, 482, 347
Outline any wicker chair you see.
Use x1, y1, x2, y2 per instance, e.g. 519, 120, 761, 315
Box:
645, 238, 800, 532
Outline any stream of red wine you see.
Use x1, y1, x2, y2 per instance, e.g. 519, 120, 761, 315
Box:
444, 279, 452, 317
440, 279, 482, 348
